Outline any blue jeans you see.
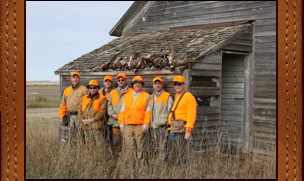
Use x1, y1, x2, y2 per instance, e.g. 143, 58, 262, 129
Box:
168, 130, 179, 141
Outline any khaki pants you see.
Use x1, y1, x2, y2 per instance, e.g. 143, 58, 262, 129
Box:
151, 126, 167, 160
166, 132, 190, 165
123, 124, 146, 164
83, 129, 105, 148
69, 115, 82, 144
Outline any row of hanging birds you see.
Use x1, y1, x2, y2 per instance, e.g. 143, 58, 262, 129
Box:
101, 42, 205, 73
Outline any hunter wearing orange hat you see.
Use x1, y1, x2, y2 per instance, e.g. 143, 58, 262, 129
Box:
59, 71, 89, 144
166, 75, 197, 164
98, 75, 114, 146
150, 77, 173, 160
99, 75, 113, 98
78, 80, 107, 147
106, 73, 133, 156
118, 75, 153, 164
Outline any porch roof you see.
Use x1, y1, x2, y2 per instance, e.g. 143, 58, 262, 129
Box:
54, 23, 253, 75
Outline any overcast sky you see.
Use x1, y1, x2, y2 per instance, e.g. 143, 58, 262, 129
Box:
26, 1, 134, 81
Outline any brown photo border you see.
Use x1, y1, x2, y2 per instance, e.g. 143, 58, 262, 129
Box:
0, 0, 302, 180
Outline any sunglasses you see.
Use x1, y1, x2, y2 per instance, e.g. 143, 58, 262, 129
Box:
174, 82, 184, 86
89, 87, 97, 90
117, 79, 125, 82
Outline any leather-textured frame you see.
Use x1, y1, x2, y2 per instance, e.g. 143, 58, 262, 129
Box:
0, 0, 302, 180
1, 0, 25, 180
278, 0, 302, 180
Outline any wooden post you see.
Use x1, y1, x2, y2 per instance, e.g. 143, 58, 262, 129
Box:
243, 52, 254, 152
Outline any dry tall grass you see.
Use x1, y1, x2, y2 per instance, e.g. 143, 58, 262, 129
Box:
26, 116, 276, 179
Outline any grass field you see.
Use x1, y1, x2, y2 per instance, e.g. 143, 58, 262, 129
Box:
26, 85, 60, 108
26, 114, 276, 179
26, 85, 60, 101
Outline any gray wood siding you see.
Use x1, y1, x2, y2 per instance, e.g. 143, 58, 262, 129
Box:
190, 51, 222, 149
223, 31, 253, 52
124, 1, 276, 35
252, 15, 276, 155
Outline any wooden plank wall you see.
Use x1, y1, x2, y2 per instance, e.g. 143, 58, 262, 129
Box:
190, 51, 222, 150
223, 31, 253, 52
122, 1, 276, 155
252, 17, 276, 156
124, 1, 276, 35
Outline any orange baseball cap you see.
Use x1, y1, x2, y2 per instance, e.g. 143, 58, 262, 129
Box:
87, 80, 100, 89
153, 77, 163, 83
131, 76, 145, 86
71, 71, 80, 77
173, 75, 185, 83
104, 75, 113, 82
117, 73, 127, 79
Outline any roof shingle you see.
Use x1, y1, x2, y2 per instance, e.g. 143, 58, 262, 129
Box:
54, 23, 252, 75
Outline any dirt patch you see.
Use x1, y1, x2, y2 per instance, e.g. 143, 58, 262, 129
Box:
26, 86, 60, 101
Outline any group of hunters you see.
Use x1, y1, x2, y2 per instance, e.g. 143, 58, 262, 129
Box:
59, 71, 197, 164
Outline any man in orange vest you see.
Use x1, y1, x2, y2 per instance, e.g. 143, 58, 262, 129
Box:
118, 76, 152, 164
150, 77, 173, 160
166, 75, 197, 165
107, 73, 133, 156
78, 80, 107, 147
59, 71, 89, 143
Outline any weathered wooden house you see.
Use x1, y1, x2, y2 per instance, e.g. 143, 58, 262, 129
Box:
55, 1, 276, 155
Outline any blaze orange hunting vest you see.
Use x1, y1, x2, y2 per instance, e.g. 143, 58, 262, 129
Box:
123, 91, 150, 125
111, 87, 133, 105
81, 92, 104, 111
